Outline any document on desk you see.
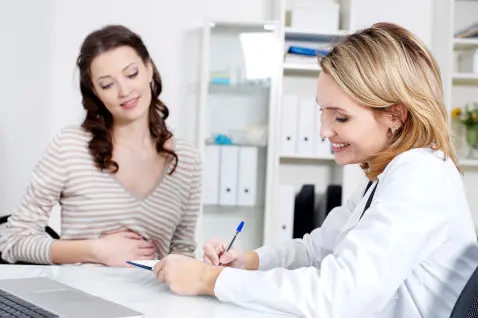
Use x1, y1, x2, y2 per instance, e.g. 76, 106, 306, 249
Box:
127, 260, 159, 271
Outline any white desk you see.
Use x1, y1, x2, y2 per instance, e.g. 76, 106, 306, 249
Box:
0, 264, 294, 318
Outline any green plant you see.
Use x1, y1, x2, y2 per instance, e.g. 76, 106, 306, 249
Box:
462, 102, 478, 128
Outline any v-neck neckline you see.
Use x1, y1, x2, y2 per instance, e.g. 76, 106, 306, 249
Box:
108, 137, 176, 201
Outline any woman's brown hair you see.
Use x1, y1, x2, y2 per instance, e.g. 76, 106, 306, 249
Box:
77, 25, 177, 174
320, 22, 458, 179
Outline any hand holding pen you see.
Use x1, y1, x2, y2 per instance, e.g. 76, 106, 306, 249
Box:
203, 221, 247, 269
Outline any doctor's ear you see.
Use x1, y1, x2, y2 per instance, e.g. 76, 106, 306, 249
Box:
387, 104, 408, 128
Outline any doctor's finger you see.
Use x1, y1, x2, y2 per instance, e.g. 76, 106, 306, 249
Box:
153, 259, 165, 273
203, 244, 220, 265
219, 249, 238, 265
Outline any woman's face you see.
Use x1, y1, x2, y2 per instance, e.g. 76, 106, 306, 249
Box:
316, 73, 397, 165
90, 45, 153, 124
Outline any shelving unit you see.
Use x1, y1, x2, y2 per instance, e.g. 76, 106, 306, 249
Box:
195, 0, 478, 250
433, 0, 478, 228
196, 20, 282, 251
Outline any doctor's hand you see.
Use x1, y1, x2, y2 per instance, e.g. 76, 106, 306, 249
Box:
203, 238, 258, 270
92, 230, 156, 267
154, 254, 223, 296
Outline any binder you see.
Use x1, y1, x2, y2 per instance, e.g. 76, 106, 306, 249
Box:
237, 146, 258, 206
218, 146, 239, 206
203, 145, 220, 205
280, 95, 299, 155
277, 185, 295, 242
297, 96, 316, 156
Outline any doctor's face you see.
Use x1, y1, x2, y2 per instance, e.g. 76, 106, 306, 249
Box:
316, 73, 392, 165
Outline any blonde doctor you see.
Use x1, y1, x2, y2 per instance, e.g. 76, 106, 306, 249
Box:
153, 22, 478, 318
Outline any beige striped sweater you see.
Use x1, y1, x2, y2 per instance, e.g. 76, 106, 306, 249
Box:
0, 125, 202, 264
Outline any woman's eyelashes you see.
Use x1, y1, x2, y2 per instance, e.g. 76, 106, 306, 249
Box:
127, 70, 138, 79
99, 71, 139, 90
335, 116, 349, 123
100, 83, 113, 90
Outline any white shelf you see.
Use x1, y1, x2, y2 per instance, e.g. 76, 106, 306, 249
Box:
454, 38, 478, 49
460, 159, 478, 167
208, 83, 270, 94
279, 154, 335, 162
285, 27, 351, 42
452, 73, 478, 85
283, 62, 321, 74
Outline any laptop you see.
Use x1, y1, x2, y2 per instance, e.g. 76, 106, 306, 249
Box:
0, 277, 143, 318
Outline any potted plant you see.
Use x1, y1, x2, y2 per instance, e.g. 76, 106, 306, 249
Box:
452, 102, 478, 158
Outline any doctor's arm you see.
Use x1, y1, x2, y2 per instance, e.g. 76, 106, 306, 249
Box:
208, 158, 450, 317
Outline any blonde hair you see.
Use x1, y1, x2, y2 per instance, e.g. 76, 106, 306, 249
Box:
319, 22, 458, 179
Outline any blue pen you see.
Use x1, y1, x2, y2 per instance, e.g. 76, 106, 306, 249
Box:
219, 221, 245, 266
126, 261, 153, 271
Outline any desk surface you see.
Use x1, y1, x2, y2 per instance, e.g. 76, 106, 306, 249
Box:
0, 264, 293, 318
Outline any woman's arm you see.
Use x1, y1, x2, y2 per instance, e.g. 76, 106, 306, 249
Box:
169, 154, 202, 257
0, 131, 67, 264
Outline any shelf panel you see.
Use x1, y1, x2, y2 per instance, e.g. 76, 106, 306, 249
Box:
459, 159, 478, 168
454, 38, 478, 49
452, 73, 478, 85
210, 20, 277, 33
208, 83, 270, 94
279, 154, 335, 163
283, 62, 321, 75
205, 141, 267, 148
285, 27, 351, 42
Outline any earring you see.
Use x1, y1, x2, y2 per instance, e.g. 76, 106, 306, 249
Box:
391, 125, 400, 134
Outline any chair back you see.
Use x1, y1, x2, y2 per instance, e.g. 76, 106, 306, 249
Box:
450, 266, 478, 318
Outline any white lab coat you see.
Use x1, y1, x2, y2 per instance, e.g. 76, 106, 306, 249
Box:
214, 148, 478, 318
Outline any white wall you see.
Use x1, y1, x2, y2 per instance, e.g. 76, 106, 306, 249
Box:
349, 0, 434, 48
0, 1, 54, 217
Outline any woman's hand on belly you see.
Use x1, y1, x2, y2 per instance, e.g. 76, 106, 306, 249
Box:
91, 230, 157, 267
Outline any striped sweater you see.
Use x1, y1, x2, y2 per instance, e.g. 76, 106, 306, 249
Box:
0, 125, 202, 264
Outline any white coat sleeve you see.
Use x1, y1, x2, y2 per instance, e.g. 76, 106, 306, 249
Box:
255, 182, 367, 270
214, 153, 450, 317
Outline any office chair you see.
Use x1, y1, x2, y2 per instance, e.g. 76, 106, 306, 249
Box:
0, 214, 60, 264
450, 266, 478, 318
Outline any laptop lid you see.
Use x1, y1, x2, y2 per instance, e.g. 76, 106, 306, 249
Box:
0, 277, 143, 318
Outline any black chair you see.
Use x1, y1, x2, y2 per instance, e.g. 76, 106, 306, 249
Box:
450, 266, 478, 318
0, 214, 60, 264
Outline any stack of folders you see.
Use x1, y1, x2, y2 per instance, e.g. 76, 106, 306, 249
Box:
203, 145, 265, 207
284, 46, 329, 65
455, 23, 478, 39
280, 94, 332, 158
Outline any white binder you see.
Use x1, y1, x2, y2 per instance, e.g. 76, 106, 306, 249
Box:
219, 146, 239, 206
280, 95, 299, 155
276, 185, 295, 242
297, 96, 316, 156
203, 145, 220, 205
237, 146, 258, 206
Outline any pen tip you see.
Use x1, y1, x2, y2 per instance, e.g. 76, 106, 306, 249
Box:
237, 221, 245, 232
